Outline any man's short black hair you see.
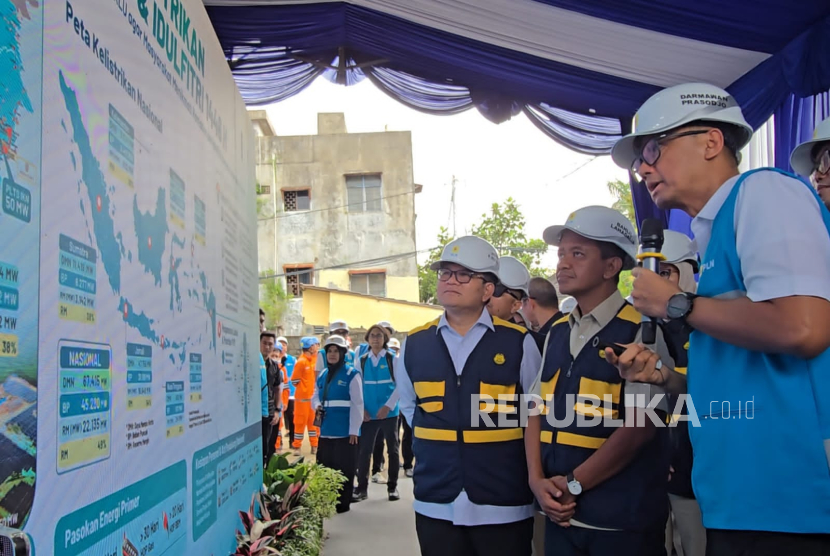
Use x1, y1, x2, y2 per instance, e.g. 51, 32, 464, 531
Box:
259, 308, 265, 317
260, 331, 276, 341
528, 277, 559, 309
598, 242, 627, 285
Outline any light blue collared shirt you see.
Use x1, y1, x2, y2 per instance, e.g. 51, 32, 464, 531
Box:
395, 308, 541, 526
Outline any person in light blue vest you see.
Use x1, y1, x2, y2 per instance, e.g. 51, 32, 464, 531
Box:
312, 335, 363, 514
277, 336, 297, 444
610, 82, 830, 555
354, 323, 402, 502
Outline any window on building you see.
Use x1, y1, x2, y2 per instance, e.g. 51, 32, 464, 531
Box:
346, 174, 382, 212
349, 271, 386, 297
257, 184, 271, 195
284, 264, 313, 296
283, 189, 310, 212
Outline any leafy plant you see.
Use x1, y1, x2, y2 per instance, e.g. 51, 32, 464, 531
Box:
264, 453, 307, 499
260, 273, 291, 328
232, 493, 287, 555
301, 464, 346, 522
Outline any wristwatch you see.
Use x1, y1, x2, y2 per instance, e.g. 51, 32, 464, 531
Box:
666, 292, 698, 321
566, 472, 582, 496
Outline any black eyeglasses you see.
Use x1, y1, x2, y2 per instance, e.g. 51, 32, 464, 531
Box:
812, 149, 830, 177
493, 283, 523, 301
436, 268, 486, 284
631, 129, 711, 176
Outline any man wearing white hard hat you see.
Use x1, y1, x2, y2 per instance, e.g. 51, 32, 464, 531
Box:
395, 236, 542, 556
611, 83, 830, 553
488, 256, 531, 323
526, 206, 674, 556
791, 115, 830, 210
656, 231, 705, 556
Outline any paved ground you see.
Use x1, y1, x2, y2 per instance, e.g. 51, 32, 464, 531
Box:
323, 472, 419, 556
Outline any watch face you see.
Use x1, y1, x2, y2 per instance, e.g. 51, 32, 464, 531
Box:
568, 481, 582, 496
667, 294, 691, 319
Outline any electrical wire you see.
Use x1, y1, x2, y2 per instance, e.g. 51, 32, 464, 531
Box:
257, 190, 418, 221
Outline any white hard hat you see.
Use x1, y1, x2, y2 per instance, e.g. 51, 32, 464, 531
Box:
559, 296, 577, 314
377, 320, 395, 333
387, 338, 401, 350
496, 256, 531, 296
543, 206, 638, 270
661, 230, 700, 273
329, 320, 349, 333
323, 335, 349, 350
611, 83, 754, 169
430, 236, 500, 275
276, 336, 288, 345
791, 116, 830, 177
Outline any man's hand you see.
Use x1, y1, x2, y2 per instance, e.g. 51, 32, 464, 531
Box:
604, 343, 666, 385
363, 410, 371, 423
529, 477, 576, 526
271, 412, 281, 426
349, 435, 359, 445
630, 267, 681, 320
376, 406, 391, 420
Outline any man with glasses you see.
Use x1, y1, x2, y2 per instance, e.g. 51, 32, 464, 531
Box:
791, 116, 830, 210
488, 256, 531, 323
609, 82, 830, 554
395, 236, 542, 556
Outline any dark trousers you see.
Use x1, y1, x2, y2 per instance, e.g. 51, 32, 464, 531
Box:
706, 529, 830, 556
261, 418, 272, 465
284, 399, 295, 440
372, 432, 385, 474
357, 417, 399, 492
544, 520, 665, 556
267, 416, 281, 453
400, 414, 414, 470
415, 513, 533, 556
316, 437, 358, 513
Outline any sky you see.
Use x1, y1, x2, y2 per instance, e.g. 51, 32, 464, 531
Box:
263, 78, 630, 270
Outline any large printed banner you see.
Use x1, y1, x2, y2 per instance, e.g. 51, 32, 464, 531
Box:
1, 0, 260, 553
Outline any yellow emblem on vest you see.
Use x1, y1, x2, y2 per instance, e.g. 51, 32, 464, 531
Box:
683, 341, 690, 350
494, 353, 505, 365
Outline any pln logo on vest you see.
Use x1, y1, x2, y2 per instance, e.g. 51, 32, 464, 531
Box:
700, 260, 716, 274
493, 353, 506, 365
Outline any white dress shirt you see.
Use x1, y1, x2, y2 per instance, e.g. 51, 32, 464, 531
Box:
395, 308, 542, 526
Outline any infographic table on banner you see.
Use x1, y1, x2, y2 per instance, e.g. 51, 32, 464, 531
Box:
0, 0, 262, 552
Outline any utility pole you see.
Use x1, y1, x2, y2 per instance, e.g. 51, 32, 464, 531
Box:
449, 175, 457, 237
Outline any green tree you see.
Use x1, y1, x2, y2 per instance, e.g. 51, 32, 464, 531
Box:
260, 270, 291, 327
417, 198, 551, 303
606, 179, 637, 298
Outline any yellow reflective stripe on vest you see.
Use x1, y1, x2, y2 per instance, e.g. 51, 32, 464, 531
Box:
414, 426, 457, 441
556, 431, 606, 450
463, 428, 523, 443
539, 370, 560, 416
479, 381, 517, 400
414, 381, 445, 399
574, 402, 618, 419
418, 401, 444, 413
577, 377, 621, 403
675, 366, 688, 376
540, 430, 553, 444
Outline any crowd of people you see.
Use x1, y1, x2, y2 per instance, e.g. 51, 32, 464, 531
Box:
258, 82, 830, 556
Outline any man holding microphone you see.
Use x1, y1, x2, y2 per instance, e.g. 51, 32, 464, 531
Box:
608, 83, 830, 554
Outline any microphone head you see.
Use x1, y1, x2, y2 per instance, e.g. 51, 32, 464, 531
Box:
640, 218, 664, 250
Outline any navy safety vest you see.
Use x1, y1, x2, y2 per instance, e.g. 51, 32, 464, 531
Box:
690, 168, 830, 533
662, 318, 694, 499
316, 364, 359, 438
539, 302, 669, 531
404, 316, 533, 506
361, 352, 399, 419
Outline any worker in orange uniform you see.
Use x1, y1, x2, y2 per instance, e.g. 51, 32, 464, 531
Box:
292, 336, 321, 455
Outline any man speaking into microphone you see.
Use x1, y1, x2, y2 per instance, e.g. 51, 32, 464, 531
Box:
608, 83, 830, 554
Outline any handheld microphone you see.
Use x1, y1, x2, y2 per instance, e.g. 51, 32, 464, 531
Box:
638, 219, 665, 345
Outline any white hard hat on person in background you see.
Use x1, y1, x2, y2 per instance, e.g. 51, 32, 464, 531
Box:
543, 206, 638, 270
790, 116, 830, 177
276, 336, 288, 345
559, 296, 577, 314
323, 335, 349, 350
378, 321, 395, 333
388, 338, 401, 350
661, 230, 700, 273
496, 256, 531, 297
611, 83, 754, 170
430, 236, 500, 275
329, 320, 349, 333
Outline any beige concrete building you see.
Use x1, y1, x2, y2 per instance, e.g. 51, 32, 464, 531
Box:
252, 111, 421, 305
